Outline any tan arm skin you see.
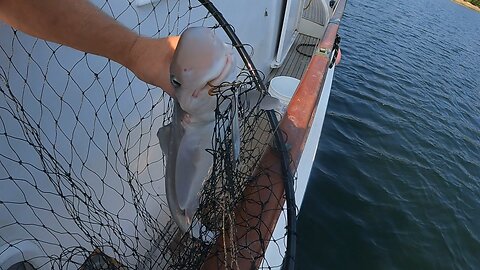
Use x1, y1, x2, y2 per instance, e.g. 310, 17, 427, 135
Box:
0, 0, 178, 97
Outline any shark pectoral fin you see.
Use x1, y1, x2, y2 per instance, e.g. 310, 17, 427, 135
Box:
241, 90, 281, 111
258, 95, 282, 111
157, 123, 172, 154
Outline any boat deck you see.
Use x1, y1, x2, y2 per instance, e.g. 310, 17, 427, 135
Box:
267, 0, 327, 82
268, 33, 318, 81
303, 0, 328, 24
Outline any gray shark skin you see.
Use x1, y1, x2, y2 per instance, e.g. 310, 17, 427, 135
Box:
158, 27, 279, 240
158, 27, 234, 240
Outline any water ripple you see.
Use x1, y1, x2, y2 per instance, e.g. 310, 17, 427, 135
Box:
298, 0, 480, 269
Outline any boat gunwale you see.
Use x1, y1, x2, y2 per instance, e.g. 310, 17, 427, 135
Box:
201, 0, 348, 269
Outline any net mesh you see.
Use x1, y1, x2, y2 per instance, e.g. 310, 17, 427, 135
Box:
0, 1, 292, 269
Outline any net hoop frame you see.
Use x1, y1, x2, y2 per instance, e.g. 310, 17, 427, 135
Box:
199, 0, 348, 269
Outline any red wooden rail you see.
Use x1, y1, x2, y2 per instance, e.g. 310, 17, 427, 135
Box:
202, 0, 347, 268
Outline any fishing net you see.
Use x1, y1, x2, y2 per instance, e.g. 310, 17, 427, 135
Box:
0, 0, 295, 269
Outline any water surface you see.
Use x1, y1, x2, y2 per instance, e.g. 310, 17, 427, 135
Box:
297, 0, 480, 269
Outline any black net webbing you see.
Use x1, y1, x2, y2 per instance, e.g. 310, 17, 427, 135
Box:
0, 1, 294, 269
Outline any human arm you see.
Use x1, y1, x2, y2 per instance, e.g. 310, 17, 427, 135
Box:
0, 0, 178, 96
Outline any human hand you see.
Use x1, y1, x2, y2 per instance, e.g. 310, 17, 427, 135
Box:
126, 36, 180, 97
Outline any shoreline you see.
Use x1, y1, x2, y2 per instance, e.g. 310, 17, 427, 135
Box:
452, 0, 480, 12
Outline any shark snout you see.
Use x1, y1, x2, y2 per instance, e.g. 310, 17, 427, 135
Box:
191, 51, 234, 98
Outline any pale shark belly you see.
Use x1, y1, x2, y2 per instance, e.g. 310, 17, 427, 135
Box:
157, 103, 216, 239
175, 121, 214, 219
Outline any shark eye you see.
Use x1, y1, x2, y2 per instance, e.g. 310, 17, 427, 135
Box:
170, 75, 181, 88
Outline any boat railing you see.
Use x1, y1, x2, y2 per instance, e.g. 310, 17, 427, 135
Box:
201, 0, 347, 269
0, 0, 346, 269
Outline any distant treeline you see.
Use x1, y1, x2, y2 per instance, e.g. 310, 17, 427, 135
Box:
466, 0, 480, 7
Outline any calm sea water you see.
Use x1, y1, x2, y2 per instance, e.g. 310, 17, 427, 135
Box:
297, 0, 480, 269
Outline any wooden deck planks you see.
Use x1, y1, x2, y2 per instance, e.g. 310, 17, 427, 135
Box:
267, 0, 327, 83
267, 34, 318, 81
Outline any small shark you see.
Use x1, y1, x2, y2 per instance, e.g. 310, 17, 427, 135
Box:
158, 27, 279, 240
